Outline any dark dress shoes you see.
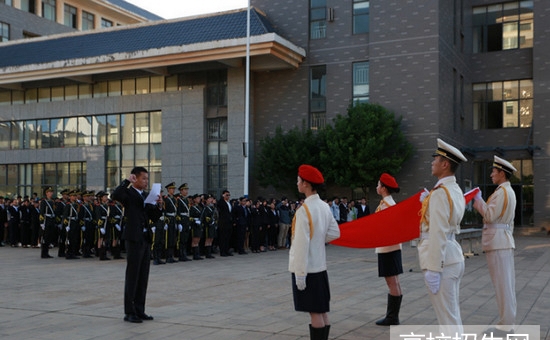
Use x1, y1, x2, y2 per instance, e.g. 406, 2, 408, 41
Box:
124, 314, 143, 323
137, 313, 154, 321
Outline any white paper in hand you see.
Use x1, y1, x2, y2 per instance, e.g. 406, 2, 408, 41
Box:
144, 183, 161, 205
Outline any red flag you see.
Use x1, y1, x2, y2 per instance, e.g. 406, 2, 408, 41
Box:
330, 188, 479, 249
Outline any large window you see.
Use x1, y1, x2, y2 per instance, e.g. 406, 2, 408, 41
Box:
207, 118, 228, 198
82, 11, 94, 31
310, 65, 326, 130
20, 0, 35, 13
0, 22, 8, 42
353, 0, 369, 34
473, 79, 532, 129
473, 1, 533, 53
101, 18, 113, 28
352, 61, 369, 104
0, 0, 13, 6
42, 0, 56, 21
310, 0, 326, 39
64, 4, 77, 28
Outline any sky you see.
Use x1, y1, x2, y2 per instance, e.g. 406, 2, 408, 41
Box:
125, 0, 249, 19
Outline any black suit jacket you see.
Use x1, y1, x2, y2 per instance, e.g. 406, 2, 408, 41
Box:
357, 204, 370, 218
217, 199, 234, 229
112, 179, 162, 242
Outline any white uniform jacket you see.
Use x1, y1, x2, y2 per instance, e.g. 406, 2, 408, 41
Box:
418, 176, 465, 272
289, 194, 340, 277
473, 181, 516, 251
375, 195, 402, 254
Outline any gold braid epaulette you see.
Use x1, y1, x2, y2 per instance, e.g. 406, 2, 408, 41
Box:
419, 185, 453, 229
291, 203, 314, 242
487, 186, 508, 219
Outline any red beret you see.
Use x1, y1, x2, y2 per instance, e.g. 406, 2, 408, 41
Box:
380, 173, 398, 189
298, 165, 324, 184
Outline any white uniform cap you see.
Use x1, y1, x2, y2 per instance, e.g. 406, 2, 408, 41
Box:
432, 138, 468, 163
492, 155, 517, 174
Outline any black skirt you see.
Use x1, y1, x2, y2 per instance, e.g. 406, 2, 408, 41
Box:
377, 249, 403, 277
292, 271, 330, 313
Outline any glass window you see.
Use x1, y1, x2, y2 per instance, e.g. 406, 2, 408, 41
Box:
107, 115, 120, 145
150, 111, 162, 143
25, 88, 38, 104
353, 0, 369, 34
82, 11, 95, 31
0, 122, 10, 150
352, 61, 369, 104
165, 75, 178, 91
310, 0, 327, 39
38, 87, 51, 103
135, 112, 149, 144
473, 1, 533, 53
12, 121, 22, 149
51, 86, 64, 101
150, 144, 162, 167
0, 90, 10, 105
44, 163, 57, 185
79, 84, 92, 99
37, 119, 50, 148
64, 4, 77, 28
310, 65, 326, 113
207, 118, 228, 194
122, 78, 135, 95
150, 76, 164, 93
1, 22, 9, 42
20, 0, 35, 13
135, 144, 149, 164
42, 0, 56, 22
64, 117, 78, 147
94, 115, 107, 146
121, 113, 135, 144
50, 118, 63, 147
121, 145, 135, 168
32, 164, 43, 187
77, 116, 92, 146
108, 80, 121, 96
206, 70, 227, 106
136, 77, 150, 94
93, 81, 108, 98
24, 120, 37, 149
101, 18, 113, 28
473, 79, 532, 129
12, 91, 23, 104
1, 0, 13, 6
65, 85, 78, 100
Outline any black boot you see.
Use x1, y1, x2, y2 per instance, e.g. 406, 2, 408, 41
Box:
324, 325, 330, 340
205, 246, 215, 259
309, 324, 325, 340
193, 246, 203, 260
41, 244, 53, 258
166, 248, 178, 263
375, 294, 402, 326
99, 248, 111, 261
179, 247, 191, 261
112, 245, 124, 259
153, 249, 165, 265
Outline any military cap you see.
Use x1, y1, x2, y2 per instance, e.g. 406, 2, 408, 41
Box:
60, 189, 70, 195
43, 187, 54, 195
96, 190, 108, 197
68, 189, 79, 196
165, 182, 176, 189
178, 183, 189, 190
432, 138, 467, 164
492, 155, 517, 174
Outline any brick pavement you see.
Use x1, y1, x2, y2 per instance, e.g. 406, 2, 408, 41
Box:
0, 235, 548, 339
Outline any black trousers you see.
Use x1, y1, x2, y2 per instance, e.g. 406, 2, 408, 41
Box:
218, 224, 232, 255
124, 239, 151, 316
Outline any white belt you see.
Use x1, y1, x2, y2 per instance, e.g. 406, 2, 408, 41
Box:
179, 213, 189, 216
484, 223, 510, 230
44, 214, 54, 217
165, 213, 176, 217
420, 232, 455, 241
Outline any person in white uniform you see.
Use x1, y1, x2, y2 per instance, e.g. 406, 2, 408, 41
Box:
374, 173, 403, 326
473, 155, 517, 334
289, 164, 340, 340
418, 138, 467, 335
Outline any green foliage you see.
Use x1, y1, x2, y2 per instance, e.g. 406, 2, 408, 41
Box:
254, 103, 413, 195
320, 103, 413, 194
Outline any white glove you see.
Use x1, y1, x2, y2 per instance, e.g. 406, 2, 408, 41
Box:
295, 275, 307, 291
178, 224, 183, 232
65, 226, 70, 232
419, 188, 430, 202
151, 226, 156, 233
81, 226, 86, 232
100, 228, 106, 235
40, 224, 45, 230
115, 224, 121, 231
195, 219, 201, 225
164, 224, 168, 231
424, 270, 441, 294
474, 187, 482, 201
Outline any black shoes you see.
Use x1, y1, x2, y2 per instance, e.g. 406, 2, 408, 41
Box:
124, 314, 143, 323
137, 313, 154, 321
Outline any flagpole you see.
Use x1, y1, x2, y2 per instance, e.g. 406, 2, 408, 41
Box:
243, 0, 251, 198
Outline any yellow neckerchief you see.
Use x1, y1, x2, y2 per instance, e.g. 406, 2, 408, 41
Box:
487, 185, 508, 219
291, 203, 314, 242
375, 196, 394, 213
419, 184, 453, 228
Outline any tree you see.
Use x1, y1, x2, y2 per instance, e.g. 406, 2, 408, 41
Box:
319, 103, 413, 195
254, 124, 322, 193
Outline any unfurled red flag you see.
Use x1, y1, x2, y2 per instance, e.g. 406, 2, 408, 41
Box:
330, 188, 480, 249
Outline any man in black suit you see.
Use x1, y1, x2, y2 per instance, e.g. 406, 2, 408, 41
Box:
357, 197, 370, 219
112, 167, 163, 324
217, 190, 234, 257
234, 196, 250, 254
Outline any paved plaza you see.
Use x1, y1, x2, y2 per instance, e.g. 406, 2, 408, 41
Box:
0, 234, 548, 340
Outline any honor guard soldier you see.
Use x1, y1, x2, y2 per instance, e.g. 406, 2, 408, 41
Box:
79, 190, 95, 258
418, 139, 467, 335
473, 156, 518, 335
109, 197, 125, 259
163, 182, 178, 263
56, 189, 69, 257
63, 190, 81, 259
201, 194, 217, 259
152, 189, 167, 265
189, 194, 204, 260
176, 183, 191, 261
95, 191, 111, 261
39, 187, 56, 258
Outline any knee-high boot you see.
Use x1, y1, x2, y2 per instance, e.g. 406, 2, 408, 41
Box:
324, 325, 330, 340
375, 294, 402, 326
193, 246, 203, 260
309, 324, 326, 340
179, 246, 190, 261
41, 243, 53, 258
205, 246, 215, 259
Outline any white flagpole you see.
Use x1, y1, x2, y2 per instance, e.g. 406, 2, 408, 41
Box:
243, 0, 251, 198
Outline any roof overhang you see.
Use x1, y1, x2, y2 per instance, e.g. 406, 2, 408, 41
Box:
0, 33, 306, 87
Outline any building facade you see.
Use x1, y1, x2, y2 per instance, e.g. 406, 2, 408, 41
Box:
0, 0, 548, 229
